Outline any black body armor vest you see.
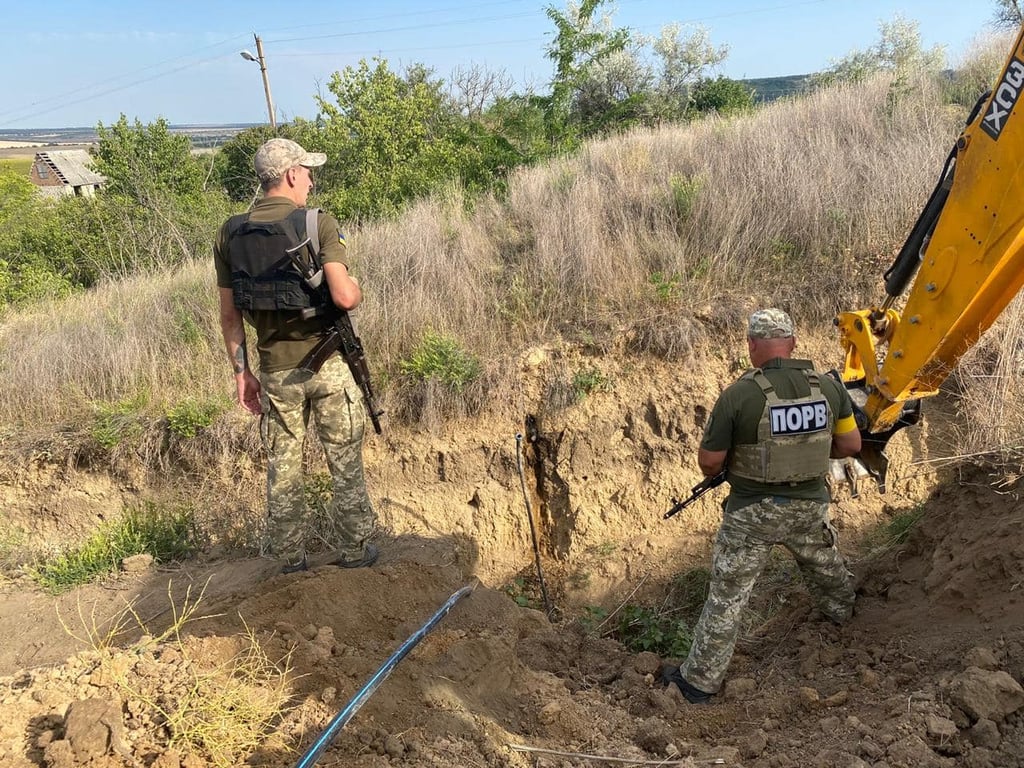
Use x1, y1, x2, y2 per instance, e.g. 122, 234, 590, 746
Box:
226, 208, 326, 312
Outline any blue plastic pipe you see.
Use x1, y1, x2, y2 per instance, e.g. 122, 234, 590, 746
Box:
293, 583, 474, 768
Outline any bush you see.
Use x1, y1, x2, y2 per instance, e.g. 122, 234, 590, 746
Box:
166, 398, 223, 439
399, 330, 482, 391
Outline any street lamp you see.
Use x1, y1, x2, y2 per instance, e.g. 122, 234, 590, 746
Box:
240, 33, 276, 130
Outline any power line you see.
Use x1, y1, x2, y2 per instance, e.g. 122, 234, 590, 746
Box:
0, 32, 249, 125
266, 9, 542, 45
2, 0, 842, 127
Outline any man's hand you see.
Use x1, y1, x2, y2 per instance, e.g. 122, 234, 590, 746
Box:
235, 370, 262, 415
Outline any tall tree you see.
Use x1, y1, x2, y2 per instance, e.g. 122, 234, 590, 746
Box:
652, 23, 729, 118
544, 0, 630, 147
812, 15, 945, 88
313, 59, 476, 220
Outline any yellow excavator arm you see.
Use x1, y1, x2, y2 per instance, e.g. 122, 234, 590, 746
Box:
837, 24, 1024, 490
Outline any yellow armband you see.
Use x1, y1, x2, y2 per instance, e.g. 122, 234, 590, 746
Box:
835, 414, 858, 435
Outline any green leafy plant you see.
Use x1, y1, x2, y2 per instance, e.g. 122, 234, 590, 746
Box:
580, 605, 609, 633
34, 501, 196, 592
166, 398, 221, 438
503, 576, 539, 609
571, 367, 611, 401
399, 330, 482, 391
648, 271, 683, 302
614, 603, 694, 658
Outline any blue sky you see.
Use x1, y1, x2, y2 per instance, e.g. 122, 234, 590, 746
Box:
0, 0, 1006, 129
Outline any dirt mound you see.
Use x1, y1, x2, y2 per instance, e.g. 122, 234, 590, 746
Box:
3, 470, 1023, 768
1, 344, 1023, 767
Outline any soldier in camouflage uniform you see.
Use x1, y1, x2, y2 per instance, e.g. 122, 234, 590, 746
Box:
663, 308, 860, 704
214, 138, 377, 574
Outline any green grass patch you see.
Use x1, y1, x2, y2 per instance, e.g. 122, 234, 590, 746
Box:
668, 172, 703, 221
858, 505, 925, 559
165, 397, 223, 438
0, 158, 33, 175
399, 330, 481, 391
91, 395, 149, 449
33, 501, 197, 593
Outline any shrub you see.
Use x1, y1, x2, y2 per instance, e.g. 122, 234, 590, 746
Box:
571, 367, 612, 401
166, 398, 223, 439
399, 330, 482, 391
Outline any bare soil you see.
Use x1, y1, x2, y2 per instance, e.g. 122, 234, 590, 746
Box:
1, 338, 1022, 768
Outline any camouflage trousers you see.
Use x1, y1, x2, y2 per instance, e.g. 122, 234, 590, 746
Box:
680, 497, 855, 694
260, 354, 376, 564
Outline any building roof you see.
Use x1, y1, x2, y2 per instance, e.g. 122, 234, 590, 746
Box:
34, 149, 105, 186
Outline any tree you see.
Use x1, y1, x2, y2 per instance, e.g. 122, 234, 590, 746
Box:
213, 122, 312, 202
313, 59, 477, 220
812, 15, 945, 88
572, 40, 655, 134
93, 115, 207, 203
993, 0, 1024, 30
544, 0, 630, 147
447, 64, 515, 119
652, 23, 729, 118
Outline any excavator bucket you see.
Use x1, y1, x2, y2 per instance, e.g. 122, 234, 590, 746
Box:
840, 382, 922, 494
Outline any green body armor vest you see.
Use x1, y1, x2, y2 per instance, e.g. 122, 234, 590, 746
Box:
728, 369, 834, 484
226, 208, 325, 312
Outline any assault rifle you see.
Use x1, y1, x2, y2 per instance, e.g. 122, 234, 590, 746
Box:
285, 239, 384, 435
663, 469, 728, 520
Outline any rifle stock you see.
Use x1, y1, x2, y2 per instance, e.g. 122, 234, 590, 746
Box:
663, 469, 728, 520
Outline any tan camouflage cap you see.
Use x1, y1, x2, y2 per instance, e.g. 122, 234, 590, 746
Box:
747, 308, 794, 339
253, 138, 327, 182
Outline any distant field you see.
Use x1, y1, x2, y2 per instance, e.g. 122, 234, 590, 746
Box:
0, 158, 32, 174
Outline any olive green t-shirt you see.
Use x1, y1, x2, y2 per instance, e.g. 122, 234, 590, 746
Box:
700, 358, 855, 509
214, 197, 349, 373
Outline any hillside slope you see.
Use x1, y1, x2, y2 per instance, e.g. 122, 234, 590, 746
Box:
1, 335, 1022, 767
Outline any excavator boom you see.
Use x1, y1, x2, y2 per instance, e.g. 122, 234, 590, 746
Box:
838, 24, 1024, 490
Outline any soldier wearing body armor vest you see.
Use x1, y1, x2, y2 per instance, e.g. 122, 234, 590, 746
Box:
214, 138, 377, 575
662, 308, 860, 704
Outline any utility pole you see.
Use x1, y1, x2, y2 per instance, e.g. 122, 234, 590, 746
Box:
241, 33, 276, 130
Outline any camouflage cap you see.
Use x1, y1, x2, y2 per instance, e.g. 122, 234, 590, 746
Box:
747, 308, 795, 339
253, 138, 326, 183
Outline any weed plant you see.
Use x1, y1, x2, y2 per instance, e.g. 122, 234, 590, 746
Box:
34, 501, 197, 592
856, 505, 925, 561
62, 583, 292, 767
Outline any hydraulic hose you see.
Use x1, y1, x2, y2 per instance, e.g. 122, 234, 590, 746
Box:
293, 584, 474, 768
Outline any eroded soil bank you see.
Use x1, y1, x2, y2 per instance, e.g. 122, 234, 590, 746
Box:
1, 338, 1021, 767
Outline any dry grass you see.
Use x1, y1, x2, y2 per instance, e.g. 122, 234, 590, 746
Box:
60, 582, 293, 767
0, 63, 1021, 493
